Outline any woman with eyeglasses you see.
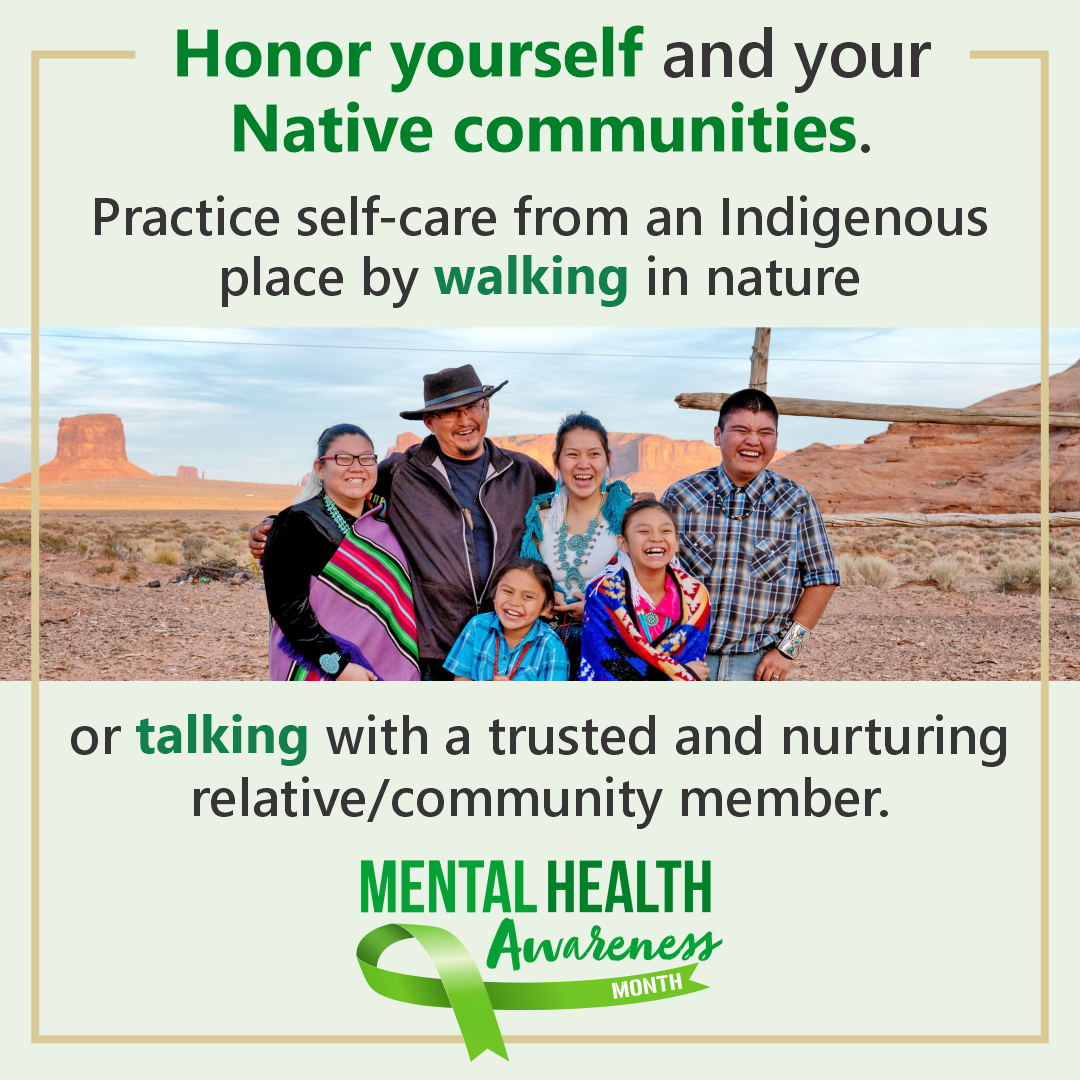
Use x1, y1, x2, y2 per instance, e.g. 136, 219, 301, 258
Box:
262, 424, 420, 681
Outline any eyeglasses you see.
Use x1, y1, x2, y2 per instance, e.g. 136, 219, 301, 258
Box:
320, 453, 378, 467
428, 402, 487, 422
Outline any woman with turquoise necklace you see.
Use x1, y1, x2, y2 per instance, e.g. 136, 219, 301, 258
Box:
521, 413, 633, 679
263, 424, 420, 681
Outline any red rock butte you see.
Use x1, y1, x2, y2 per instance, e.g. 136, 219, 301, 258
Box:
771, 359, 1080, 513
386, 430, 723, 494
9, 413, 153, 485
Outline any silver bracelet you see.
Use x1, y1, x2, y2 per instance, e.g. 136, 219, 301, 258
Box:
775, 621, 812, 660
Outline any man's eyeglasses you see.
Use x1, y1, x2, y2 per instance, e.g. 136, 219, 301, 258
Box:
428, 402, 487, 422
320, 453, 379, 467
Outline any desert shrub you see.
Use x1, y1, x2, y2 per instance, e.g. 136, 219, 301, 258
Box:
121, 563, 139, 581
95, 563, 115, 575
103, 535, 132, 559
994, 560, 1040, 593
39, 532, 71, 553
915, 539, 936, 554
0, 526, 31, 546
1051, 558, 1079, 592
931, 556, 970, 593
0, 560, 16, 578
1050, 539, 1071, 555
855, 555, 898, 589
181, 533, 209, 561
836, 552, 860, 586
994, 558, 1079, 593
894, 552, 914, 565
146, 543, 180, 565
896, 535, 917, 549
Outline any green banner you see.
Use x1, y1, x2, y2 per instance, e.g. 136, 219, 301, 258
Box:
356, 922, 709, 1061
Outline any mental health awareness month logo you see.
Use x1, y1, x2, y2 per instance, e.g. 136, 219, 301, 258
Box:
354, 858, 719, 1060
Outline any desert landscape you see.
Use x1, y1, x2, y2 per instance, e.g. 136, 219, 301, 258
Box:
4, 360, 1080, 682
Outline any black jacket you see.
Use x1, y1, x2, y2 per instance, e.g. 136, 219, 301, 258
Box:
375, 435, 555, 659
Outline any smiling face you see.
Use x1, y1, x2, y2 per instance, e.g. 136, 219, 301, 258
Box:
617, 506, 678, 572
493, 567, 552, 634
423, 398, 489, 460
555, 427, 609, 500
714, 407, 778, 486
314, 434, 377, 508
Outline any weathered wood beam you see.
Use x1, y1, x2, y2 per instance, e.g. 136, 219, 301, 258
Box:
749, 327, 770, 392
824, 512, 1080, 529
675, 392, 1080, 428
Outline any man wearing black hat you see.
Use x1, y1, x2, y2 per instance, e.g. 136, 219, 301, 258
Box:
249, 365, 554, 679
384, 364, 554, 678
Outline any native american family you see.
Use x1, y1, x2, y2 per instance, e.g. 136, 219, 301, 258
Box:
253, 365, 839, 682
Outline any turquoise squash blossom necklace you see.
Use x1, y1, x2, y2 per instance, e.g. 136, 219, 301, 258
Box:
555, 514, 600, 595
323, 495, 354, 536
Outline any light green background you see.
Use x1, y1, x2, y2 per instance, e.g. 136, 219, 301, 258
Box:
0, 1, 1075, 326
1, 681, 1076, 1077
2, 0, 1077, 1075
35, 681, 1039, 1038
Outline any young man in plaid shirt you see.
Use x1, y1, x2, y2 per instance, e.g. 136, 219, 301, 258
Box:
662, 389, 839, 681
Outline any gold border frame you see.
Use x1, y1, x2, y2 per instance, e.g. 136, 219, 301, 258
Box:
29, 48, 1049, 1045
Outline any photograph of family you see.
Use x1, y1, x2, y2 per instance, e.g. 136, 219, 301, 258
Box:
5, 324, 1077, 683
253, 368, 828, 682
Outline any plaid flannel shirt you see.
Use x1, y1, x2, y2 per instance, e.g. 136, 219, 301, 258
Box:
662, 467, 839, 655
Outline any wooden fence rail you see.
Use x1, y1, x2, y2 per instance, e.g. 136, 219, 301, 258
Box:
824, 512, 1080, 529
674, 392, 1080, 429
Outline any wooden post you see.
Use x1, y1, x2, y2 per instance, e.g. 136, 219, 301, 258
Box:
749, 327, 771, 391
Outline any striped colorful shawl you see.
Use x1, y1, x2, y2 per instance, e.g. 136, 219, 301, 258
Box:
269, 498, 420, 681
579, 564, 710, 682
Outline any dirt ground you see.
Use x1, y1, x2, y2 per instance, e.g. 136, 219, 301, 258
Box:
2, 512, 1078, 681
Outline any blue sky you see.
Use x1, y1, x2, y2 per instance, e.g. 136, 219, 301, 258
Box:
1, 326, 1078, 484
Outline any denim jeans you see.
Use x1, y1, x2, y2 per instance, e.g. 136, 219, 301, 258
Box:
705, 649, 766, 681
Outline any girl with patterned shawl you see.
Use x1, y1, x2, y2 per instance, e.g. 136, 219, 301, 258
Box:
579, 499, 711, 682
520, 413, 633, 680
263, 424, 419, 682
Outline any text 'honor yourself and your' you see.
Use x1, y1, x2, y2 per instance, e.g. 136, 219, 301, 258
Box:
175, 28, 931, 156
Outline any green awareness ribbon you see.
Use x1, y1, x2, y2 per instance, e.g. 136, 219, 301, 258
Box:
356, 923, 708, 1061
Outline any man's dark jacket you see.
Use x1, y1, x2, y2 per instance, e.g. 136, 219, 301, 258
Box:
375, 435, 555, 660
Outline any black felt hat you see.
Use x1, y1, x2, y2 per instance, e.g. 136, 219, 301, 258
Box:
399, 364, 508, 420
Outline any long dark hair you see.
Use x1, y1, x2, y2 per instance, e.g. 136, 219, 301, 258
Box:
553, 412, 611, 467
